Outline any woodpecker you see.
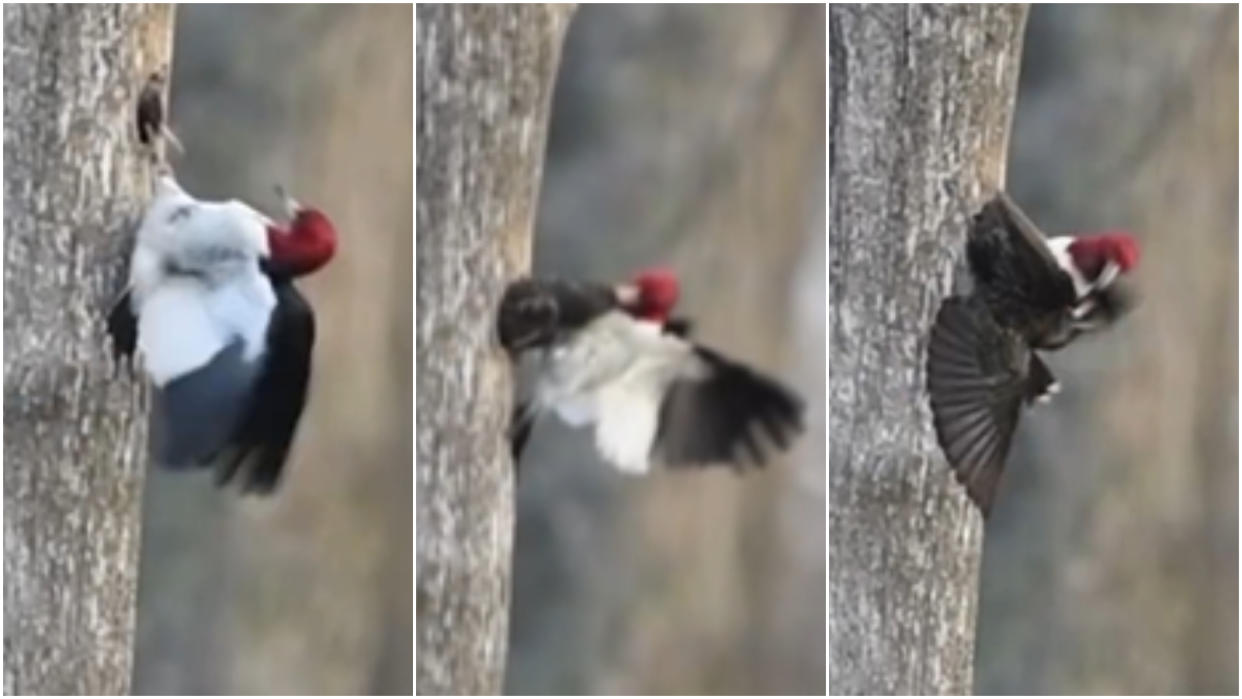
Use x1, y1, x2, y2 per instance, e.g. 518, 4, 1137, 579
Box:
107, 175, 337, 493
926, 191, 1140, 515
497, 268, 804, 474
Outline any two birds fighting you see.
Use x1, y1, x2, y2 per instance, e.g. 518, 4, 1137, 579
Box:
111, 69, 338, 492
118, 69, 1135, 499
120, 70, 805, 492
926, 192, 1140, 516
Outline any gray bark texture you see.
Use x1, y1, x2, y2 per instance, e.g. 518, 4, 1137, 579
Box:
828, 5, 1027, 694
415, 4, 574, 694
2, 4, 174, 695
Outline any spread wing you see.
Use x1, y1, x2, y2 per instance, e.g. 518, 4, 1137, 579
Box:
653, 345, 804, 470
967, 191, 1078, 332
927, 295, 1047, 516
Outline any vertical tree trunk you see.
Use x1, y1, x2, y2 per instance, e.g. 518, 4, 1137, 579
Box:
828, 5, 1027, 694
415, 4, 574, 694
2, 4, 174, 695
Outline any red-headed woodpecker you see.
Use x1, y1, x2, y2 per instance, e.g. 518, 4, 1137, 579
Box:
926, 191, 1140, 515
107, 174, 337, 493
497, 268, 804, 474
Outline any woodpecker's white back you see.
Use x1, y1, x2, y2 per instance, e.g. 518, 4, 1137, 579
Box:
128, 175, 277, 386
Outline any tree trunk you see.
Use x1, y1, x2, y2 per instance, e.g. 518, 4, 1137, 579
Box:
2, 4, 174, 695
828, 5, 1027, 694
415, 4, 574, 694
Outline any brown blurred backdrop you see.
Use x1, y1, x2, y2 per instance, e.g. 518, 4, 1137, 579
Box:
978, 5, 1238, 694
508, 5, 826, 694
134, 6, 412, 694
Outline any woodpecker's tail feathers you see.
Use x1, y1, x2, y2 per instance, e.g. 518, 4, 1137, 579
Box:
509, 401, 536, 469
105, 288, 138, 371
926, 296, 1034, 516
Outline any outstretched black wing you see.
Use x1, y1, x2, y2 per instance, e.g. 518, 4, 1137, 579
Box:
213, 278, 315, 493
497, 277, 619, 353
926, 295, 1050, 516
967, 191, 1078, 337
653, 345, 804, 470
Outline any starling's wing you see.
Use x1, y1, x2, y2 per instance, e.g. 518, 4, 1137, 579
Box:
927, 295, 1048, 516
967, 191, 1078, 329
497, 277, 619, 353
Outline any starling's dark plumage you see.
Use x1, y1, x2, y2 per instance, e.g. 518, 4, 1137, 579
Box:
136, 71, 166, 146
497, 277, 619, 353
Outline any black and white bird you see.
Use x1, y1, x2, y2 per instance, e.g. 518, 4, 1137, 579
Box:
926, 191, 1140, 515
107, 175, 337, 493
497, 268, 804, 474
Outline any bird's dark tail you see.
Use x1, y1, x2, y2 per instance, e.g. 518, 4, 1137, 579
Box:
509, 402, 534, 473
926, 296, 1037, 516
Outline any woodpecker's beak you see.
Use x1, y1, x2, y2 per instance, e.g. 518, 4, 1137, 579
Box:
274, 184, 301, 218
614, 284, 640, 307
1097, 260, 1121, 290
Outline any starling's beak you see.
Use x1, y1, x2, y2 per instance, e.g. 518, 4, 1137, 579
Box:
614, 284, 640, 307
274, 184, 300, 218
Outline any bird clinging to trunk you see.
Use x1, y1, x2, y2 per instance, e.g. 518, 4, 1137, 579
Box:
135, 67, 184, 164
107, 175, 338, 493
497, 268, 804, 475
926, 191, 1140, 515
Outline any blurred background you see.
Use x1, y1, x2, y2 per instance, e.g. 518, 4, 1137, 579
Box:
508, 5, 825, 695
978, 5, 1237, 694
134, 6, 411, 694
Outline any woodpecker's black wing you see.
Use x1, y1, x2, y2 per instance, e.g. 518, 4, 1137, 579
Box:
967, 191, 1078, 334
214, 275, 315, 494
497, 277, 619, 353
653, 345, 804, 470
106, 290, 138, 363
926, 295, 1051, 516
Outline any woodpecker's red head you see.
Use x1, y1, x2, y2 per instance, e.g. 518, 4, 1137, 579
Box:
266, 186, 337, 277
617, 267, 679, 322
1067, 232, 1140, 284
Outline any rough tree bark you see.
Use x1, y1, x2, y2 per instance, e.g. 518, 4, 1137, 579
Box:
2, 4, 174, 695
828, 5, 1027, 694
415, 4, 574, 694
